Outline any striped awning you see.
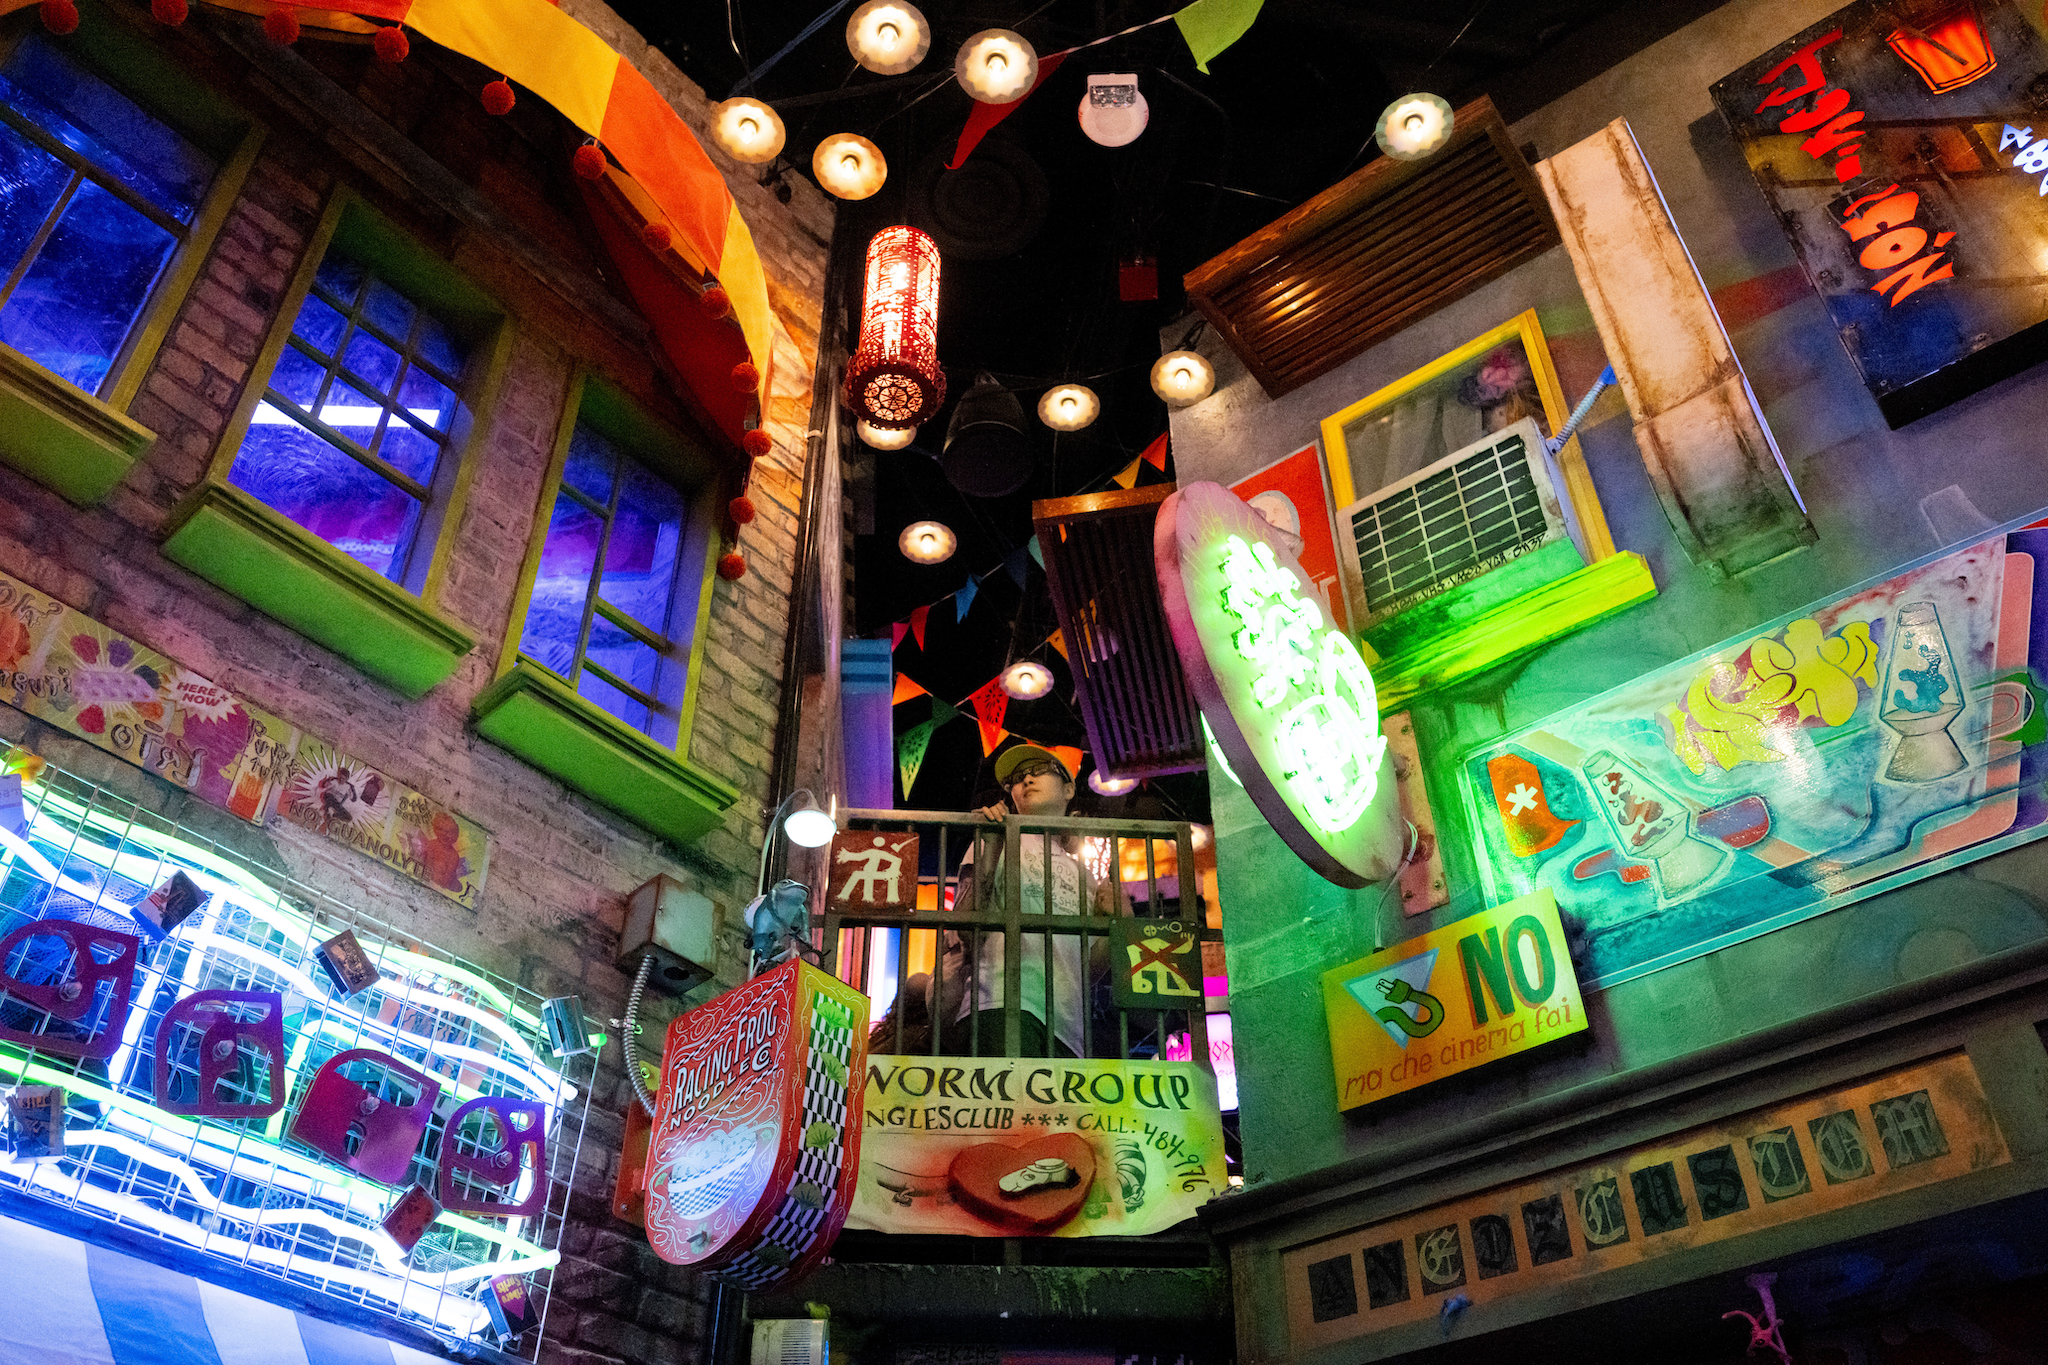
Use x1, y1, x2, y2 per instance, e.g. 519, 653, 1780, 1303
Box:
0, 1211, 452, 1365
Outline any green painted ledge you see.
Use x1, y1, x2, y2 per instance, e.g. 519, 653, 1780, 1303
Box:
0, 343, 155, 506
162, 482, 474, 697
1369, 551, 1658, 714
1364, 537, 1586, 662
471, 663, 741, 846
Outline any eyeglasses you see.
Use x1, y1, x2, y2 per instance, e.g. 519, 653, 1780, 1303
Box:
1004, 762, 1061, 787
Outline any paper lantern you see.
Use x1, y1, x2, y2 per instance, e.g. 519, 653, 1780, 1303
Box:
710, 98, 786, 165
859, 420, 915, 450
1079, 73, 1147, 147
1037, 384, 1098, 431
1151, 350, 1215, 407
813, 133, 887, 200
845, 225, 944, 428
1001, 661, 1054, 700
1375, 93, 1453, 161
847, 0, 929, 75
956, 29, 1037, 104
898, 520, 956, 565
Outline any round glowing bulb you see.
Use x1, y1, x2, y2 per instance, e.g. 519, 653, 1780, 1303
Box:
847, 0, 930, 75
858, 420, 916, 450
784, 806, 837, 847
1089, 770, 1139, 797
1001, 661, 1055, 700
955, 29, 1037, 104
1375, 93, 1454, 161
898, 519, 956, 564
710, 98, 786, 165
1150, 350, 1215, 408
1191, 824, 1213, 851
1036, 383, 1099, 431
813, 133, 887, 200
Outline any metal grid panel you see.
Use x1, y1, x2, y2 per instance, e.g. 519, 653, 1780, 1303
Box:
1349, 428, 1549, 618
0, 742, 590, 1357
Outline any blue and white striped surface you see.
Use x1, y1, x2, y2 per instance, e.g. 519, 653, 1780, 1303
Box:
0, 1213, 447, 1365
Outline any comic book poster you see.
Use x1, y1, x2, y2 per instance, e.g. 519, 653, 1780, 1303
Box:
1230, 443, 1349, 631
1463, 524, 2048, 990
845, 1056, 1225, 1237
274, 738, 491, 908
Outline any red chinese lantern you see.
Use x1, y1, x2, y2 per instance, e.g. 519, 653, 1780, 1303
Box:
844, 225, 943, 430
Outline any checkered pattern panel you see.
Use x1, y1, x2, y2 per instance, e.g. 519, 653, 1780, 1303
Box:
713, 993, 856, 1288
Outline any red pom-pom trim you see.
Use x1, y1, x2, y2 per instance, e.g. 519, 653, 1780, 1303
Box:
372, 26, 409, 62
263, 6, 300, 44
41, 0, 79, 34
730, 362, 760, 393
150, 0, 188, 26
572, 144, 607, 180
481, 79, 515, 116
717, 552, 747, 581
728, 496, 758, 525
742, 428, 773, 458
701, 287, 733, 320
640, 221, 673, 253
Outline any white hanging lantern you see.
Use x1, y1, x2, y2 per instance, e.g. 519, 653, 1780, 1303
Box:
813, 134, 888, 200
1001, 661, 1054, 700
1150, 350, 1215, 407
1079, 73, 1147, 147
899, 520, 956, 564
709, 98, 786, 165
955, 29, 1037, 104
1037, 384, 1099, 431
1375, 93, 1454, 161
847, 0, 929, 75
859, 420, 916, 450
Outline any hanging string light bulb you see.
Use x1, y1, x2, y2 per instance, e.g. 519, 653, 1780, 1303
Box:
845, 226, 945, 429
955, 29, 1037, 104
858, 420, 916, 450
813, 134, 888, 199
1375, 93, 1454, 160
847, 0, 930, 75
710, 97, 787, 164
1150, 350, 1215, 407
899, 521, 957, 564
1001, 661, 1054, 700
1037, 384, 1099, 431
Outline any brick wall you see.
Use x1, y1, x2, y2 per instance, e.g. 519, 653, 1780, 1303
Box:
0, 4, 832, 1362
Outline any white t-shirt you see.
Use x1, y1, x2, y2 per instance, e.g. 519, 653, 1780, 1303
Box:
955, 834, 1088, 1056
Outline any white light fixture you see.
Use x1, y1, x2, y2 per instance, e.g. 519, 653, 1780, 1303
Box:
898, 519, 956, 564
858, 419, 916, 450
1001, 661, 1054, 700
1151, 350, 1215, 407
955, 28, 1037, 104
782, 791, 838, 847
1037, 384, 1099, 432
1089, 769, 1138, 796
813, 133, 887, 200
710, 97, 787, 165
847, 0, 929, 75
1191, 823, 1213, 851
1079, 73, 1147, 147
1375, 93, 1453, 161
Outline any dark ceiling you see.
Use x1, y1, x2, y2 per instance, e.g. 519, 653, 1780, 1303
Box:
607, 0, 1727, 815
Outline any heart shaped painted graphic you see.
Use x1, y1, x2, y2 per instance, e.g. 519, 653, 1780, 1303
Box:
946, 1134, 1096, 1233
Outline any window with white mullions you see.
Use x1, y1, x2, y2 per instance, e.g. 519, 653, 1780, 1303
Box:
227, 250, 468, 584
0, 32, 215, 397
519, 420, 689, 739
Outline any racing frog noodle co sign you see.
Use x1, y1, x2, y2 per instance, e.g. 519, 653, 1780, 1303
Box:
1322, 889, 1587, 1111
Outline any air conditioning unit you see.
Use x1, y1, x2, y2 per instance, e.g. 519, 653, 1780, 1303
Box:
752, 1318, 827, 1365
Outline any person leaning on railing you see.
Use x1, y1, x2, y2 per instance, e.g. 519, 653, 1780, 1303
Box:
933, 744, 1121, 1057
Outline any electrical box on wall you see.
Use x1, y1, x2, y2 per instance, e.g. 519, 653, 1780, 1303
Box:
617, 874, 723, 994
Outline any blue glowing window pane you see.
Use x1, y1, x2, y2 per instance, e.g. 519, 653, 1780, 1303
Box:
314, 253, 366, 309
0, 178, 175, 393
229, 406, 422, 580
396, 365, 457, 433
270, 343, 326, 408
316, 380, 385, 444
599, 464, 684, 637
363, 280, 413, 341
379, 421, 442, 486
414, 312, 461, 377
344, 328, 402, 395
520, 492, 600, 676
0, 35, 213, 223
0, 120, 70, 279
561, 426, 613, 505
291, 293, 346, 355
576, 662, 652, 735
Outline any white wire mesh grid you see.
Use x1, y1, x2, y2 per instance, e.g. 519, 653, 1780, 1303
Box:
0, 743, 592, 1357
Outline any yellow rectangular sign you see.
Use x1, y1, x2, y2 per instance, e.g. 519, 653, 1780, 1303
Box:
1323, 890, 1587, 1110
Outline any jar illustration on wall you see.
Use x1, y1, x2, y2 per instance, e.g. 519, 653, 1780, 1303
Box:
1579, 749, 1730, 899
1879, 601, 1967, 781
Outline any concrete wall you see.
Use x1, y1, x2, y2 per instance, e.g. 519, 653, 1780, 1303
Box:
1169, 0, 2048, 1192
0, 5, 831, 1363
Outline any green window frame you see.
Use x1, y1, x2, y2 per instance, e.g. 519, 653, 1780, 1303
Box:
164, 191, 512, 698
0, 0, 262, 505
472, 371, 738, 846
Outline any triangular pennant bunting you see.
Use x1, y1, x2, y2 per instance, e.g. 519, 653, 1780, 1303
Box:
909, 605, 930, 650
1139, 430, 1170, 471
898, 719, 936, 797
1047, 629, 1069, 662
1027, 535, 1044, 569
954, 578, 979, 622
1005, 548, 1030, 588
1111, 456, 1143, 490
1047, 745, 1085, 779
949, 51, 1069, 170
966, 677, 1010, 735
978, 721, 1010, 756
891, 621, 908, 650
892, 673, 928, 705
1173, 0, 1264, 73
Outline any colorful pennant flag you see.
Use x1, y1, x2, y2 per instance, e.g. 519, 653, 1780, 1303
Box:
933, 698, 960, 727
1173, 0, 1264, 72
1047, 629, 1069, 662
1047, 745, 1085, 779
1004, 547, 1030, 588
909, 605, 930, 650
891, 621, 908, 650
1111, 456, 1143, 489
898, 719, 937, 797
949, 51, 1070, 170
1139, 430, 1170, 471
978, 720, 1010, 755
893, 673, 928, 705
954, 578, 979, 622
966, 676, 1009, 735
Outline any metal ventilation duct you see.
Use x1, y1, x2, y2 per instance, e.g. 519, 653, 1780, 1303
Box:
1032, 485, 1206, 780
1183, 96, 1560, 400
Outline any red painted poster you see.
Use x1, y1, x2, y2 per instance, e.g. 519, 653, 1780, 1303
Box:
1230, 443, 1349, 631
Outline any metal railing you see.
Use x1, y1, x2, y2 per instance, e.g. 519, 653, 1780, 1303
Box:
817, 808, 1218, 1073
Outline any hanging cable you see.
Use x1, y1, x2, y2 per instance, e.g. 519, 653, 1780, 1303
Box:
622, 953, 658, 1119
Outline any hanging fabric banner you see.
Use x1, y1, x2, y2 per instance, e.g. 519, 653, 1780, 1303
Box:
1047, 629, 1069, 662
1140, 430, 1170, 470
933, 698, 960, 727
978, 721, 1010, 755
898, 719, 937, 797
1047, 745, 1085, 778
893, 673, 928, 705
966, 677, 1010, 735
955, 578, 979, 622
891, 622, 909, 650
1172, 0, 1264, 73
909, 605, 931, 650
948, 51, 1070, 169
1111, 456, 1143, 489
1027, 534, 1045, 569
